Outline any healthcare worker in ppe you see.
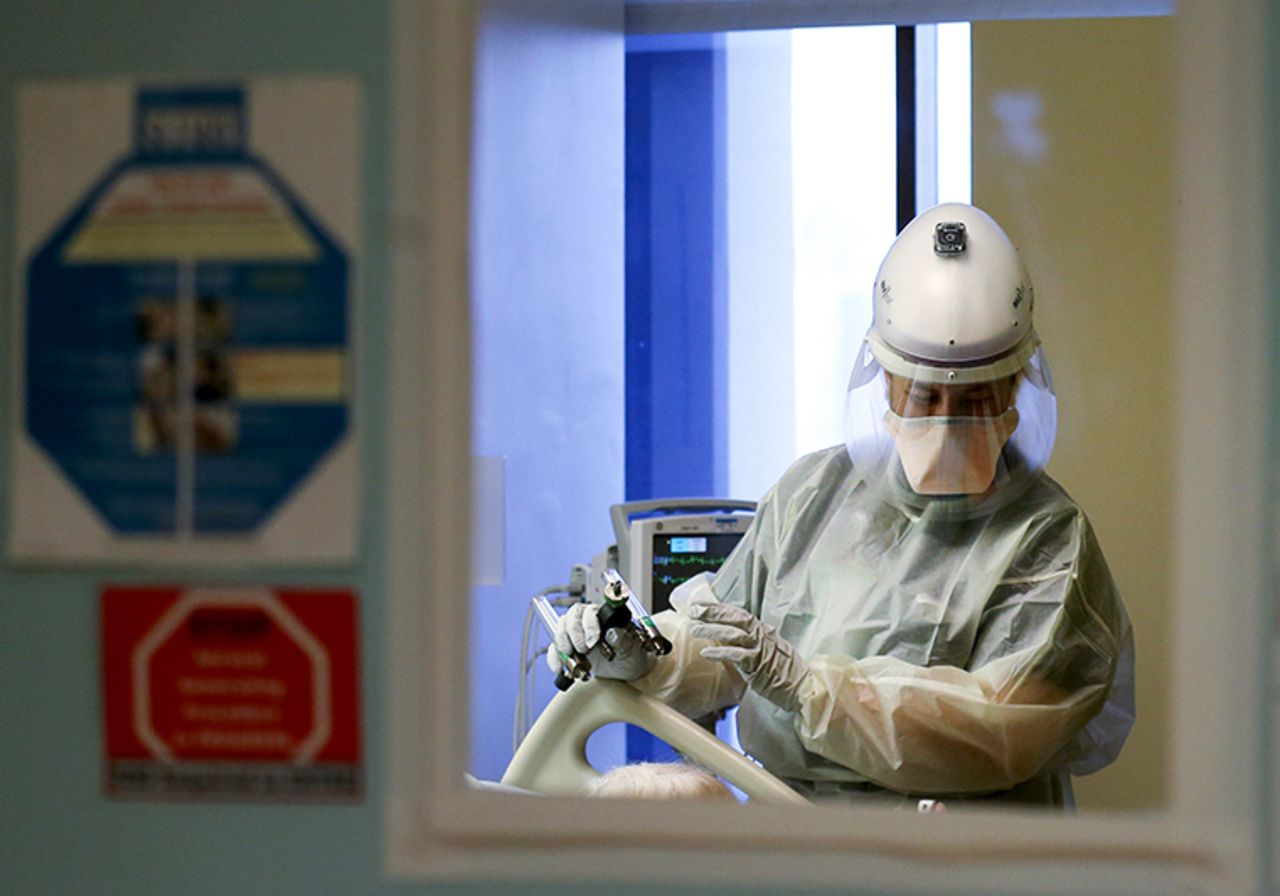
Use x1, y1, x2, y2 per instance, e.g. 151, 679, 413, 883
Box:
553, 203, 1135, 806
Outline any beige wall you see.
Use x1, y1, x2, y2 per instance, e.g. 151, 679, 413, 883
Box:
974, 16, 1174, 811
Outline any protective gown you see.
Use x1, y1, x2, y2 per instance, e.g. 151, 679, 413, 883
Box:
632, 445, 1135, 804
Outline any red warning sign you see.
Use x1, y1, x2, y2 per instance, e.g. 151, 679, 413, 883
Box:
101, 585, 360, 800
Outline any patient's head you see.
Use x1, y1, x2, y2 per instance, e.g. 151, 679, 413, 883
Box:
587, 762, 735, 801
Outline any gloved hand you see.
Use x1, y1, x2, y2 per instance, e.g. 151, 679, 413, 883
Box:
686, 601, 810, 712
546, 602, 655, 681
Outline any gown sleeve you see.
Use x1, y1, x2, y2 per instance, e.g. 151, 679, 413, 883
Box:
788, 512, 1133, 795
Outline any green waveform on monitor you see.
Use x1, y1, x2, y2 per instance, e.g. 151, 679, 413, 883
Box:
655, 574, 696, 586
654, 555, 717, 567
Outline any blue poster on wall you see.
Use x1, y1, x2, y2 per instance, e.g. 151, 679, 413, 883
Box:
13, 80, 361, 564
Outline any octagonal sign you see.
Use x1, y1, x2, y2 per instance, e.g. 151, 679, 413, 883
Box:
101, 585, 360, 800
12, 79, 360, 564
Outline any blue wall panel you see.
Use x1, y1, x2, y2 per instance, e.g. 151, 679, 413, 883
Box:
625, 36, 727, 503
624, 35, 729, 765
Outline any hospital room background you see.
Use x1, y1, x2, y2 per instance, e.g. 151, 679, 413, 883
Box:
1, 1, 1273, 895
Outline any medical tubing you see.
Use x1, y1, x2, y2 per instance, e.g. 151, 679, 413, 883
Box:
513, 600, 536, 753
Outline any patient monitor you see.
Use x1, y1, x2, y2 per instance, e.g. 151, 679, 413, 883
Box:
600, 499, 755, 613
514, 498, 755, 752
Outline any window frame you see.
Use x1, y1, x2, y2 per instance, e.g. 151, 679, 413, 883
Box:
386, 1, 1272, 891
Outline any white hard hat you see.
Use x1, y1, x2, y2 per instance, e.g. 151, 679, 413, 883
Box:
868, 203, 1037, 385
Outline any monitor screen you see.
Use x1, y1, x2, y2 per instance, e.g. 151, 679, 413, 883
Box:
650, 531, 745, 613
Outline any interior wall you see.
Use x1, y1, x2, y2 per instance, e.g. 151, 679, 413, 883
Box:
468, 0, 626, 781
0, 2, 405, 894
973, 15, 1174, 811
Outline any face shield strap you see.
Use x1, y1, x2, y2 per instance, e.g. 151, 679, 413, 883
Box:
1022, 344, 1055, 394
848, 339, 882, 390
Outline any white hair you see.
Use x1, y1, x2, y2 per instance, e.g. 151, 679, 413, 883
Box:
587, 762, 735, 801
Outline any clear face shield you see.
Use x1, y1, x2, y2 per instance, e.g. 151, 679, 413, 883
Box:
843, 331, 1057, 505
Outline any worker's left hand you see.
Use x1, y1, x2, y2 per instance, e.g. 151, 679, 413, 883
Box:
686, 601, 810, 712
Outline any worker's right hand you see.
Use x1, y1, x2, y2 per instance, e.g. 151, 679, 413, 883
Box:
546, 602, 654, 681
552, 601, 600, 660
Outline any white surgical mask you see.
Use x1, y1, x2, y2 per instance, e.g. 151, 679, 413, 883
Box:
883, 408, 1020, 495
